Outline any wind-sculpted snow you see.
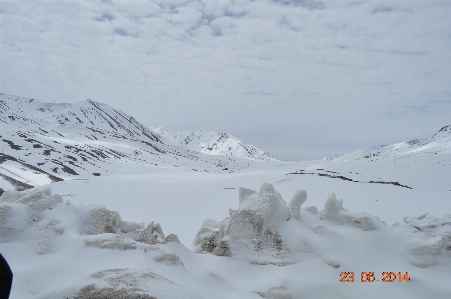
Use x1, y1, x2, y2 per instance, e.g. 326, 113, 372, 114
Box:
288, 189, 307, 220
0, 187, 185, 276
2, 185, 451, 298
194, 183, 451, 270
193, 183, 294, 263
0, 188, 180, 248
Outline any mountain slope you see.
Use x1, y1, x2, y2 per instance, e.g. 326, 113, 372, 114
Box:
0, 93, 279, 191
333, 126, 451, 162
153, 127, 279, 162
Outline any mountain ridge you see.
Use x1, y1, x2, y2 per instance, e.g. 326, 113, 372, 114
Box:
153, 127, 279, 162
323, 125, 451, 162
0, 93, 280, 192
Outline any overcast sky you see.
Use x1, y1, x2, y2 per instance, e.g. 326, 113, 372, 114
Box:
1, 0, 450, 160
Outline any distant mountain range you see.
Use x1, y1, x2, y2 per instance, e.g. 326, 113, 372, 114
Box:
324, 125, 451, 161
0, 93, 278, 192
152, 127, 278, 162
2, 92, 449, 194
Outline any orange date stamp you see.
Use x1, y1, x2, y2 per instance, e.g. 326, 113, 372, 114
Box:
340, 272, 410, 283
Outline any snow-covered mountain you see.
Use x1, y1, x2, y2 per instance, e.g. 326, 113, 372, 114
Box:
153, 127, 278, 162
328, 126, 451, 162
0, 93, 279, 192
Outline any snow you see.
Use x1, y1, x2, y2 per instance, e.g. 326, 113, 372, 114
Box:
153, 127, 279, 162
288, 189, 307, 220
320, 193, 347, 221
0, 94, 282, 190
334, 125, 451, 163
1, 95, 451, 297
0, 177, 14, 192
0, 160, 52, 186
1, 176, 451, 298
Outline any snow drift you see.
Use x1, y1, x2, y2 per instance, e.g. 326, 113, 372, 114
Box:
1, 185, 451, 298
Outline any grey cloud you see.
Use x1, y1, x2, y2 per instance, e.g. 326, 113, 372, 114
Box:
114, 28, 128, 36
372, 6, 393, 14
274, 0, 325, 10
1, 0, 450, 160
95, 12, 114, 22
389, 50, 425, 56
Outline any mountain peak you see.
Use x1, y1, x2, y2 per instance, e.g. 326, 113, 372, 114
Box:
153, 128, 279, 162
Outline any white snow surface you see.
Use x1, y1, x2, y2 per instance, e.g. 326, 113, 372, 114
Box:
1, 179, 450, 298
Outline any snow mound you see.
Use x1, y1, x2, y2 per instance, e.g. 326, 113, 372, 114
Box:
195, 183, 389, 264
0, 188, 174, 253
194, 183, 451, 268
1, 187, 63, 222
0, 188, 63, 246
193, 183, 293, 262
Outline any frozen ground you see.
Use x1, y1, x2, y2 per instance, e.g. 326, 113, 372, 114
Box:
1, 157, 450, 299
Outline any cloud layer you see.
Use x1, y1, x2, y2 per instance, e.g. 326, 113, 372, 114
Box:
1, 0, 450, 160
